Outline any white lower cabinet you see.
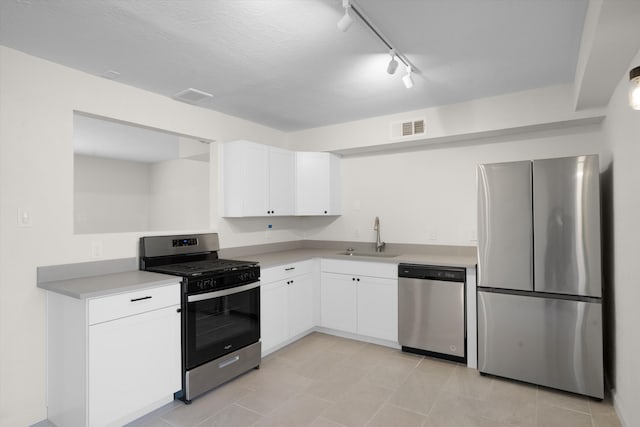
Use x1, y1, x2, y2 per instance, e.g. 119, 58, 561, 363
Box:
357, 276, 398, 342
261, 258, 399, 354
47, 283, 181, 427
260, 261, 314, 354
260, 280, 289, 352
287, 273, 314, 337
88, 305, 181, 426
321, 260, 398, 342
320, 273, 357, 333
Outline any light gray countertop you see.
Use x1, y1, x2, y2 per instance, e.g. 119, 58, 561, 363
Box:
38, 242, 477, 299
37, 258, 179, 299
224, 245, 478, 269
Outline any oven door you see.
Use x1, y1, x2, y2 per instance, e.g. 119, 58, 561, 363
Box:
184, 281, 260, 370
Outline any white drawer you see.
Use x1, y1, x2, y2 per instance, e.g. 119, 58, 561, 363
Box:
88, 283, 180, 325
261, 260, 313, 284
321, 259, 397, 279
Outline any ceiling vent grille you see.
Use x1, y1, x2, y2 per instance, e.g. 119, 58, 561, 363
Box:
173, 88, 213, 104
391, 118, 426, 140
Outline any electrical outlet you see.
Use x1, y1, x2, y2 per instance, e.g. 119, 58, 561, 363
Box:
265, 224, 273, 240
354, 228, 360, 238
91, 241, 103, 258
429, 231, 438, 241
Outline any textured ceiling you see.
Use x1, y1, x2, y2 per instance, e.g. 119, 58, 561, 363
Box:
0, 0, 589, 131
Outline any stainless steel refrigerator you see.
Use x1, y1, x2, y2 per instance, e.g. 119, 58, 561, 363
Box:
477, 155, 603, 399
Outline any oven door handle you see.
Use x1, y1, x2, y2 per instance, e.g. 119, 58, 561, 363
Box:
187, 281, 260, 303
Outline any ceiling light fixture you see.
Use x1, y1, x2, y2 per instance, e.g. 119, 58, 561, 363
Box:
387, 49, 399, 75
630, 66, 640, 110
402, 66, 414, 89
339, 1, 418, 88
337, 0, 353, 32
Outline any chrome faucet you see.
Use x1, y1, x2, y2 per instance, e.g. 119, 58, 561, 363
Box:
374, 216, 385, 252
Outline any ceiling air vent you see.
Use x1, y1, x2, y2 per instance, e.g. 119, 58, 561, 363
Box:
173, 88, 213, 104
390, 118, 426, 140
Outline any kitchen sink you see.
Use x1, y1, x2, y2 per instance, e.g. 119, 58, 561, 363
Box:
337, 251, 399, 258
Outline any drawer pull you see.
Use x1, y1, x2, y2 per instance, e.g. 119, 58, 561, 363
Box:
130, 296, 152, 302
285, 267, 295, 271
219, 355, 240, 369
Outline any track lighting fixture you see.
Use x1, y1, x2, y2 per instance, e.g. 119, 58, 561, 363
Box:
337, 0, 353, 32
387, 50, 399, 75
402, 66, 414, 89
630, 66, 640, 110
337, 1, 417, 88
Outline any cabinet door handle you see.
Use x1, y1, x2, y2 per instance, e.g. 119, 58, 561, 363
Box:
285, 267, 295, 271
130, 296, 152, 302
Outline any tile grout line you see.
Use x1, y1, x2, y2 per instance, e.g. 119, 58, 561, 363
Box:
535, 386, 539, 427
362, 355, 429, 426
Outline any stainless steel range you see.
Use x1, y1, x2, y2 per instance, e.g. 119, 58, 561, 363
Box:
139, 233, 261, 403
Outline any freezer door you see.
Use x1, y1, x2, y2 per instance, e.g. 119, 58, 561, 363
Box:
477, 161, 533, 291
533, 155, 602, 297
478, 291, 603, 398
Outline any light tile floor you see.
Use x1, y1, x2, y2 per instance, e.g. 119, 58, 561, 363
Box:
125, 332, 620, 427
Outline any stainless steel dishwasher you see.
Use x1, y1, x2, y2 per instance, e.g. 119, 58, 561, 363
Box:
398, 264, 466, 363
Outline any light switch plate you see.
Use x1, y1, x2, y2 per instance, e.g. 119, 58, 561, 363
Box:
17, 208, 32, 227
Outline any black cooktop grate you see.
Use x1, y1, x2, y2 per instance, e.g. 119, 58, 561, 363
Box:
149, 259, 257, 277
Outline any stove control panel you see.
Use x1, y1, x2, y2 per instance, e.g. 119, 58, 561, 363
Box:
173, 238, 198, 247
188, 266, 260, 294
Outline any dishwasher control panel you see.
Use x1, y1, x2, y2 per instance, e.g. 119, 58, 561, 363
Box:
398, 264, 465, 282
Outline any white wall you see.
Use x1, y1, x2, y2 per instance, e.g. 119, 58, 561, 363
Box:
149, 158, 210, 231
74, 155, 152, 233
297, 125, 606, 248
0, 46, 289, 426
288, 84, 604, 154
601, 48, 640, 427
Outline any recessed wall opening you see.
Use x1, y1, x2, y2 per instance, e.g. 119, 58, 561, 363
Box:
73, 112, 212, 234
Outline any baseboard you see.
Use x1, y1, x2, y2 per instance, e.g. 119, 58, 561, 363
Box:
261, 329, 317, 357
261, 327, 401, 358
612, 389, 631, 427
313, 327, 401, 349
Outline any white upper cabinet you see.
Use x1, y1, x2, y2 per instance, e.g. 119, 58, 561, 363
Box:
223, 140, 295, 217
295, 152, 341, 216
268, 146, 295, 215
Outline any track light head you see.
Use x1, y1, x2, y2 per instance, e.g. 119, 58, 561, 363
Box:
387, 50, 398, 75
630, 66, 640, 110
337, 0, 353, 32
402, 66, 414, 89
337, 11, 353, 32
335, 0, 418, 87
